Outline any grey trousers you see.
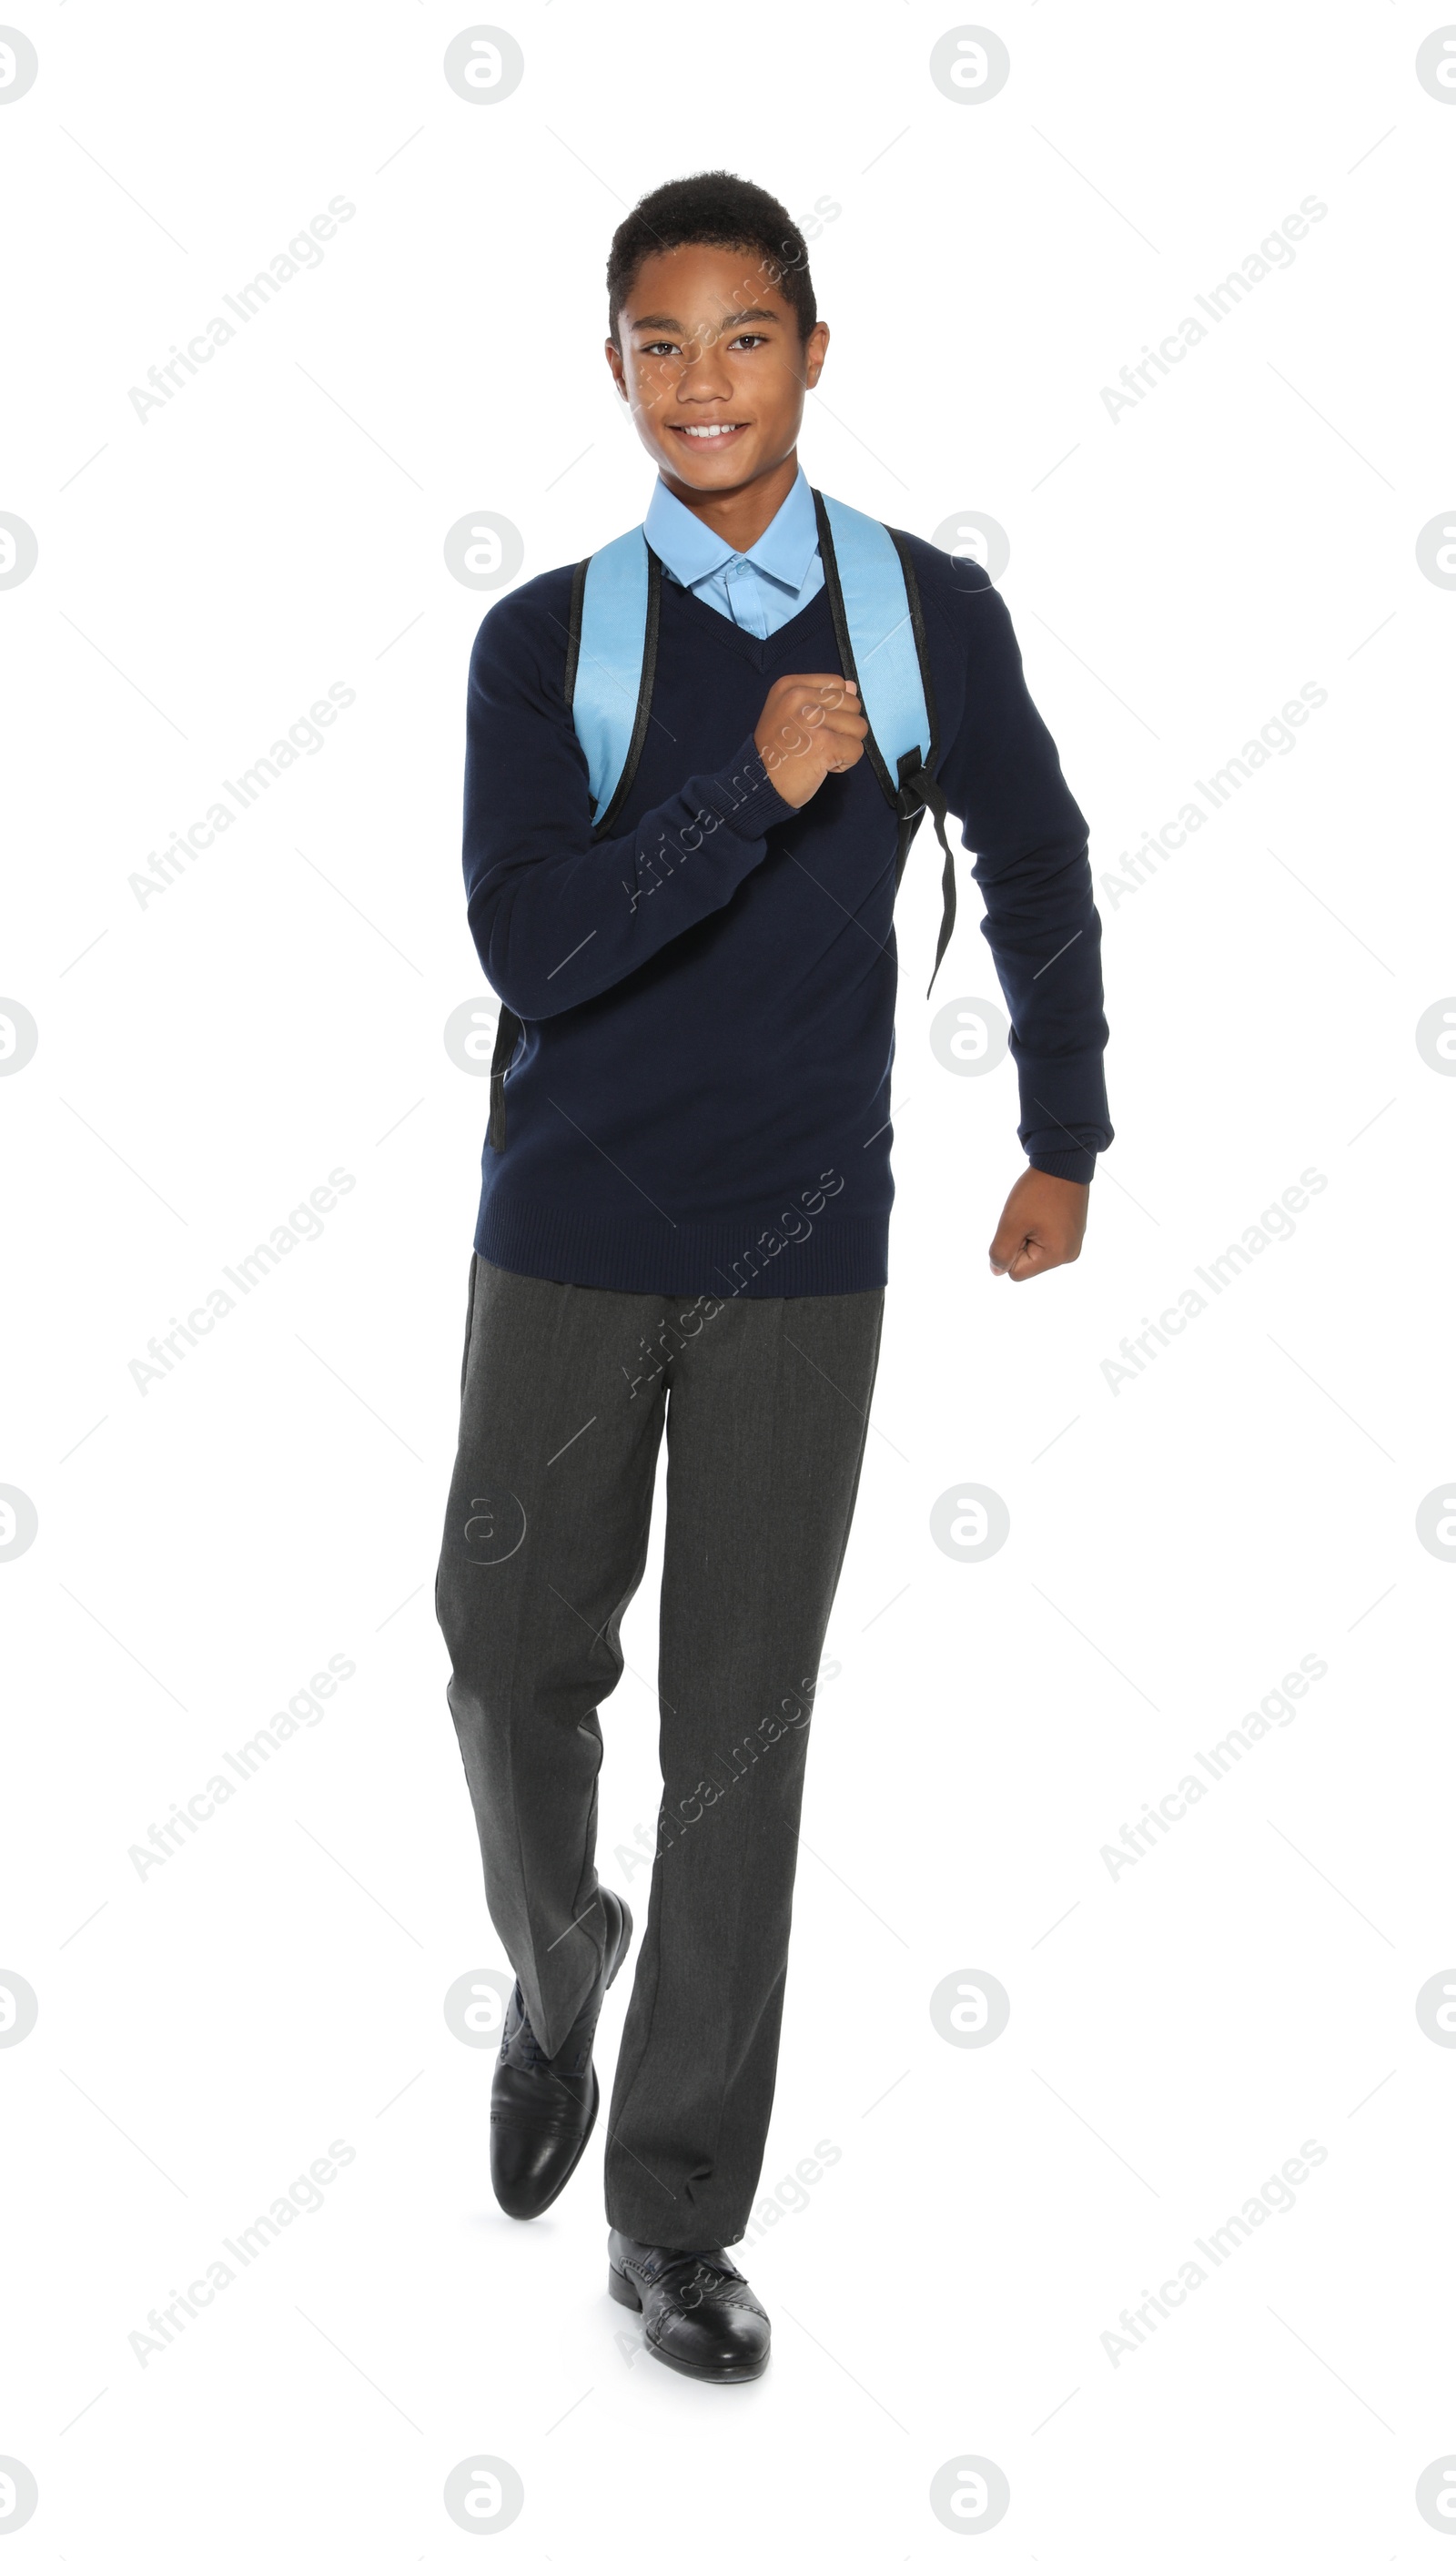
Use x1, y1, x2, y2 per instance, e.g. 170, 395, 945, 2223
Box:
435, 1253, 884, 2250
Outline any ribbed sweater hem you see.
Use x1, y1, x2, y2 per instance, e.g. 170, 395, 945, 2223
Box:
474, 1198, 888, 1299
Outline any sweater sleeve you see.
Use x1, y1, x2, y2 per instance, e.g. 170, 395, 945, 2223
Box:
461, 583, 798, 1020
931, 562, 1113, 1182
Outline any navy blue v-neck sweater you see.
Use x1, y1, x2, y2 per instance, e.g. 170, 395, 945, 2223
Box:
461, 533, 1111, 1300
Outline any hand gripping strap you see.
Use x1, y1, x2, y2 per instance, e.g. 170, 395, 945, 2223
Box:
814, 491, 935, 799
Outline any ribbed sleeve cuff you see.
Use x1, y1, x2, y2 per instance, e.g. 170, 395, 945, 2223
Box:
1027, 1148, 1097, 1184
702, 735, 801, 844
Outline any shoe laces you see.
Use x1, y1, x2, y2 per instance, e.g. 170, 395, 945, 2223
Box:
500, 1989, 551, 2072
650, 2247, 742, 2291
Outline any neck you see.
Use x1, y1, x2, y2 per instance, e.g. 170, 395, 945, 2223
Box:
656, 451, 800, 553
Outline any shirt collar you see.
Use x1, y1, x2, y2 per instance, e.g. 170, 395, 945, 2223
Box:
643, 465, 820, 595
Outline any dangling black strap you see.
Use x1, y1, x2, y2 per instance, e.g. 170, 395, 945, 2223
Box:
487, 1004, 522, 1152
893, 748, 957, 996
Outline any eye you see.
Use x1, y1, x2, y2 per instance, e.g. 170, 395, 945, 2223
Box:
638, 339, 680, 358
729, 332, 769, 349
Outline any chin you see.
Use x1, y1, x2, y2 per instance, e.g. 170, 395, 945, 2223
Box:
662, 441, 757, 482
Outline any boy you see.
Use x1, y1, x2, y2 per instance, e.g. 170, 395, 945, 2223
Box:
436, 170, 1111, 2384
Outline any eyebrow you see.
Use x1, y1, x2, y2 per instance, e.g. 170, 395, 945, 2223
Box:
630, 307, 783, 332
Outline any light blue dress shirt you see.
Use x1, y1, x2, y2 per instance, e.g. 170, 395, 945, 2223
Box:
642, 464, 825, 641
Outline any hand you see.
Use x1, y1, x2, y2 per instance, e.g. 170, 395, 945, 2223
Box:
753, 673, 868, 809
988, 1168, 1089, 1282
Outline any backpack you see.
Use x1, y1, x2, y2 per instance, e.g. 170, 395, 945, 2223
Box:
488, 488, 955, 1149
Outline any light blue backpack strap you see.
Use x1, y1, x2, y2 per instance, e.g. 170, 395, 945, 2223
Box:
815, 491, 933, 796
565, 526, 659, 826
490, 526, 656, 1155
814, 488, 957, 995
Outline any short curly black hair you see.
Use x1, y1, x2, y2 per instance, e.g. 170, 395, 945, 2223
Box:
606, 170, 816, 349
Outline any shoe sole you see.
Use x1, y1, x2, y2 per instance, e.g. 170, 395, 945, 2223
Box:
607, 2262, 770, 2384
491, 1896, 634, 2221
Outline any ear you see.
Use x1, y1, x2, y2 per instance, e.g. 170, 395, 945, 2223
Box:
804, 320, 830, 390
604, 339, 628, 398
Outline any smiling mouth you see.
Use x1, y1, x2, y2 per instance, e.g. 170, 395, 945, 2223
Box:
668, 421, 748, 442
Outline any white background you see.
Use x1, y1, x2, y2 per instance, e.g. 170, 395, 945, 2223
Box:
4, 1, 1455, 2552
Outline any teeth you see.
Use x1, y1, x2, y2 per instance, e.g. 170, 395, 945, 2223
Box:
679, 424, 739, 438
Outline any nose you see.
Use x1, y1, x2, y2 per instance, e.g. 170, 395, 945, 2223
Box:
678, 326, 734, 404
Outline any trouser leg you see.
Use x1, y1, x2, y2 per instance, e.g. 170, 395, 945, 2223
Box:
604, 1284, 885, 2249
434, 1255, 666, 2056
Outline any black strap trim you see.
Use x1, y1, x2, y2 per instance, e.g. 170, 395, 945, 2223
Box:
562, 555, 589, 711
886, 527, 940, 774
809, 487, 898, 810
486, 1003, 523, 1152
814, 491, 956, 988
592, 544, 662, 840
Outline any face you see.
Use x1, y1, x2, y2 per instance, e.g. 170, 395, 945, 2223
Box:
606, 242, 828, 497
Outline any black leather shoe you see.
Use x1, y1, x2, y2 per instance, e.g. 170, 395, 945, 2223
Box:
607, 2230, 771, 2383
489, 1890, 632, 2220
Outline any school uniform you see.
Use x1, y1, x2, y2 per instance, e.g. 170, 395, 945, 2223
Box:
436, 467, 1110, 2249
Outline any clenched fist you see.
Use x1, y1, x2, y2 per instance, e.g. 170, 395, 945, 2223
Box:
753, 673, 868, 809
988, 1169, 1090, 1282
